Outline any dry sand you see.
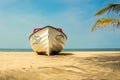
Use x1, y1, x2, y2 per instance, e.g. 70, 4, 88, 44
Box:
0, 51, 120, 80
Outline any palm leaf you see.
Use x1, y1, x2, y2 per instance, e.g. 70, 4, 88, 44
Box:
95, 4, 120, 16
91, 18, 120, 32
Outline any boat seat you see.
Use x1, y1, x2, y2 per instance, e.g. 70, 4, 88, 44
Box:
33, 28, 42, 33
57, 28, 62, 32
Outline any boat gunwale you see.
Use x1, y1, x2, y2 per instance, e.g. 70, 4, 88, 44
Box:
29, 26, 67, 40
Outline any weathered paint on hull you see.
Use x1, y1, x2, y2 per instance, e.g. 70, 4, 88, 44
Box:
29, 26, 67, 55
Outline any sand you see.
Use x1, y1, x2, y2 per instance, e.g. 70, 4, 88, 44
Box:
0, 51, 120, 80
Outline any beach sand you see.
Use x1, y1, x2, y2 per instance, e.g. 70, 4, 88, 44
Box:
0, 51, 120, 80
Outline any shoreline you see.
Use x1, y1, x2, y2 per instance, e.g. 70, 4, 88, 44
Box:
1, 48, 120, 52
0, 51, 120, 80
1, 51, 120, 53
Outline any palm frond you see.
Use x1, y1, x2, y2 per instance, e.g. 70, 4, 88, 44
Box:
95, 4, 120, 16
91, 18, 120, 32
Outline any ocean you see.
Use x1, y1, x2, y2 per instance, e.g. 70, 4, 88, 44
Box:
0, 48, 120, 52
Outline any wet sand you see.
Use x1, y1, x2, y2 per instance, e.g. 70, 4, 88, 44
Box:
0, 51, 120, 80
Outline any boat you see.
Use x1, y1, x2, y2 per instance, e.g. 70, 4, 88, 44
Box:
29, 26, 67, 55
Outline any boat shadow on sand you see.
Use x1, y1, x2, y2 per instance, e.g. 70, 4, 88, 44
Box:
37, 52, 73, 56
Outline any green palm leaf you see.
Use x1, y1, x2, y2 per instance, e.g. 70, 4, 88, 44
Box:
91, 18, 120, 32
95, 4, 120, 16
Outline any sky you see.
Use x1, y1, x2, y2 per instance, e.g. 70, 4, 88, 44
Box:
0, 0, 120, 49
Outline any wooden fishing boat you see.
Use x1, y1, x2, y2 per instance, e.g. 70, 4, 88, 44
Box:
29, 26, 67, 55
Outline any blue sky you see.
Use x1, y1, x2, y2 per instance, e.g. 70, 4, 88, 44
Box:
0, 0, 120, 49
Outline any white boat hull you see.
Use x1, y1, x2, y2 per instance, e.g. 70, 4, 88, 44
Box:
29, 26, 67, 55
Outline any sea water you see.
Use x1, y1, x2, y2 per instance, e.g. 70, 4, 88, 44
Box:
0, 48, 120, 52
